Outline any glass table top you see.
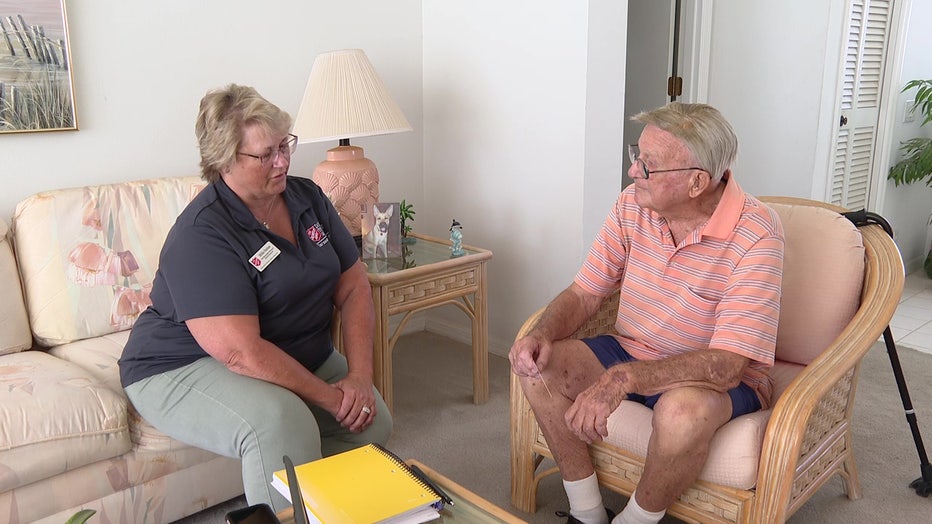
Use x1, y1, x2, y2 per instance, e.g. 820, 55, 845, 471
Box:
363, 235, 483, 276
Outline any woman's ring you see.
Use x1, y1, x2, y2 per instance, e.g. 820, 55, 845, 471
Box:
361, 406, 371, 414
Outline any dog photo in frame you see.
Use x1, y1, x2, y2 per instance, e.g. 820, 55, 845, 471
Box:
361, 202, 401, 259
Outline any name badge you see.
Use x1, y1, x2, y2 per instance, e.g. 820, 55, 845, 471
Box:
249, 241, 281, 272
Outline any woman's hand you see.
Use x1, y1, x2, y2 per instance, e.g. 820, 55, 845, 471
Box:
186, 315, 347, 418
332, 371, 377, 433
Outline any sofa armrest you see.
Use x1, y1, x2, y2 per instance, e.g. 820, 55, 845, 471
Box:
0, 218, 32, 355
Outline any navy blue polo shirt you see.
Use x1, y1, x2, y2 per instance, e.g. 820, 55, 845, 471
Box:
119, 176, 359, 388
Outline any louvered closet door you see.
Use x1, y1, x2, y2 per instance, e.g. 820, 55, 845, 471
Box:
830, 0, 892, 209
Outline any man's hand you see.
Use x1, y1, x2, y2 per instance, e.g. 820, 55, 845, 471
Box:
565, 370, 627, 444
332, 372, 377, 433
509, 333, 552, 377
509, 284, 605, 378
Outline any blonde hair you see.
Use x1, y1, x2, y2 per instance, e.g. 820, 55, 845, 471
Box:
194, 84, 292, 183
632, 102, 737, 181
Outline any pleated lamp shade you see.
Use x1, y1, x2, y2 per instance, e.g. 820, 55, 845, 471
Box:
293, 49, 411, 239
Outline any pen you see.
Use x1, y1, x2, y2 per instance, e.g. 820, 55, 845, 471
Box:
536, 367, 553, 398
408, 463, 454, 507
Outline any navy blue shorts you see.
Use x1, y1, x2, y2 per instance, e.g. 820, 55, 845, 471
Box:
582, 335, 761, 420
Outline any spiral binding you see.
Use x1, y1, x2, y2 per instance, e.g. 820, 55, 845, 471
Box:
371, 444, 415, 475
371, 443, 430, 490
371, 443, 452, 509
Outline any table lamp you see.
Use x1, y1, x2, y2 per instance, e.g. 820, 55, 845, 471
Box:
293, 49, 412, 242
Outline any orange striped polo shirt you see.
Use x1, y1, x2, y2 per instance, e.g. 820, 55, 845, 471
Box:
574, 178, 784, 409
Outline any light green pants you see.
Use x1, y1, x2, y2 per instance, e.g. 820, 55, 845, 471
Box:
124, 351, 392, 511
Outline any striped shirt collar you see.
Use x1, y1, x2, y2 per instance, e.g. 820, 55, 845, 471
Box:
700, 175, 745, 240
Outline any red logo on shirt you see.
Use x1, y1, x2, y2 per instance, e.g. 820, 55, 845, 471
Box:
307, 223, 327, 246
250, 257, 263, 268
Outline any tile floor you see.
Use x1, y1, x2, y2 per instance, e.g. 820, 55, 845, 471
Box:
890, 271, 932, 355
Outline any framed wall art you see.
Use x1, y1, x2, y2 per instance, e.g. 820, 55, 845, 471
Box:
0, 0, 77, 133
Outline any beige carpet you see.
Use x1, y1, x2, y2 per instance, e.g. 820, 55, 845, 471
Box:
177, 331, 932, 523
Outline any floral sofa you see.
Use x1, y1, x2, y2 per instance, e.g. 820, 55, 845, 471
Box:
0, 177, 244, 523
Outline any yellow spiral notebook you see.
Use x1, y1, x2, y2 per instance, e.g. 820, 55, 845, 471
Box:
271, 444, 442, 524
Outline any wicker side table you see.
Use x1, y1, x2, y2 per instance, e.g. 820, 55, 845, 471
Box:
347, 233, 493, 412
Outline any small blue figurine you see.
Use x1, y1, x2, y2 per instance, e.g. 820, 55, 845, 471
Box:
449, 219, 465, 257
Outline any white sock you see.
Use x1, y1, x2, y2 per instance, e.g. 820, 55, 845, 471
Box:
612, 491, 665, 524
564, 474, 608, 524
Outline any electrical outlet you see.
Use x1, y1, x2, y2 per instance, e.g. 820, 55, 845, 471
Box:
905, 99, 916, 123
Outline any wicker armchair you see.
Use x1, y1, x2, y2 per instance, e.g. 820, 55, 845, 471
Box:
510, 197, 905, 523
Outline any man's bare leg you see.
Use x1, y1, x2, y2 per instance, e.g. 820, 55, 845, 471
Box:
520, 339, 610, 522
618, 386, 733, 522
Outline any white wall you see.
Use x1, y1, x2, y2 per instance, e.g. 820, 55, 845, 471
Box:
705, 0, 932, 272
422, 2, 601, 351
0, 0, 423, 219
704, 0, 835, 198
583, 2, 628, 251
880, 0, 932, 271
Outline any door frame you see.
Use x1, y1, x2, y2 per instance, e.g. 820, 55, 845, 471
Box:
681, 0, 713, 103
867, 0, 911, 211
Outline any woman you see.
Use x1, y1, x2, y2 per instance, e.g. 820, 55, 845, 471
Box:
118, 84, 392, 511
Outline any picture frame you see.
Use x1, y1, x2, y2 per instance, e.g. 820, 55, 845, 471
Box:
361, 202, 402, 259
0, 0, 78, 133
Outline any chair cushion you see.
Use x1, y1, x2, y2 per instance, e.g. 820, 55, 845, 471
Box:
12, 177, 205, 346
767, 203, 864, 365
770, 359, 806, 401
0, 351, 131, 492
604, 401, 771, 489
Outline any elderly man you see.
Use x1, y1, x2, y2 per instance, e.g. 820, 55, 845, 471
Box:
509, 103, 784, 524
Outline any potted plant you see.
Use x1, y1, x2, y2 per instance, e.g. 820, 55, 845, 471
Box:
888, 78, 932, 278
399, 199, 416, 244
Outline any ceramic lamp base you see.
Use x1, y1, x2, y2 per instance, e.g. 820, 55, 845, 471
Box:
312, 145, 379, 237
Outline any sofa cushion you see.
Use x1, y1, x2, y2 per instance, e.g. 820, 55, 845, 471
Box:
48, 331, 131, 395
0, 351, 131, 492
767, 203, 864, 365
0, 219, 31, 356
12, 177, 205, 346
49, 331, 190, 453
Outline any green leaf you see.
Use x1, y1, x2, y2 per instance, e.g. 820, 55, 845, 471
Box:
889, 80, 932, 185
889, 138, 932, 186
901, 79, 932, 127
399, 199, 416, 237
399, 199, 416, 221
65, 509, 97, 524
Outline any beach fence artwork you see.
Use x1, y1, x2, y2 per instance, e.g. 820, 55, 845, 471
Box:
0, 0, 76, 133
